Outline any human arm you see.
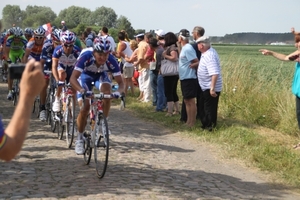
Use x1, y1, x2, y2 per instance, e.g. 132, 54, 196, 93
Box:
125, 49, 137, 63
0, 59, 45, 161
162, 49, 179, 62
210, 75, 218, 97
133, 45, 147, 66
259, 49, 300, 61
52, 58, 59, 81
22, 48, 31, 63
114, 42, 126, 59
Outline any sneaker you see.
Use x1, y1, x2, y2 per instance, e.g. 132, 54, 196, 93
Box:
52, 100, 61, 112
7, 91, 12, 100
39, 110, 46, 122
75, 139, 85, 155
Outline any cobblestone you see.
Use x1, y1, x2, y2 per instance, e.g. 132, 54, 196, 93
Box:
0, 83, 300, 199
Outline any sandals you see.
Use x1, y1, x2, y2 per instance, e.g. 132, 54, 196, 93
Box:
165, 112, 173, 117
172, 111, 180, 115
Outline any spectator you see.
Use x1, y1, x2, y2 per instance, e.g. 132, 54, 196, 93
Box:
162, 32, 180, 116
0, 59, 45, 161
180, 26, 205, 122
100, 27, 117, 53
133, 33, 152, 102
196, 36, 223, 131
115, 31, 134, 96
125, 39, 139, 88
154, 30, 167, 112
84, 27, 95, 48
61, 21, 68, 32
178, 29, 199, 127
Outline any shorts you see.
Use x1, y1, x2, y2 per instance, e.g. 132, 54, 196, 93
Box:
123, 66, 134, 78
180, 79, 198, 99
76, 71, 111, 100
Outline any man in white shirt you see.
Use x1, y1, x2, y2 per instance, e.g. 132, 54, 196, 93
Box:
196, 36, 222, 131
100, 27, 116, 53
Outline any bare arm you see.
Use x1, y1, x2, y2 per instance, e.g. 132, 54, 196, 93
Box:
259, 49, 300, 61
189, 58, 199, 69
0, 59, 45, 161
22, 48, 31, 63
115, 42, 126, 59
52, 59, 59, 81
163, 50, 179, 62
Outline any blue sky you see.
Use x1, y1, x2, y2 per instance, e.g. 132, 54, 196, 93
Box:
1, 0, 299, 36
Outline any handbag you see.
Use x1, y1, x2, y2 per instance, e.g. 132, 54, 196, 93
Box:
160, 59, 179, 76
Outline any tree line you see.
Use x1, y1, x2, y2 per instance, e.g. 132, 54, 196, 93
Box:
0, 4, 146, 41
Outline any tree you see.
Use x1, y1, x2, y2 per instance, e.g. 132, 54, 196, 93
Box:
91, 6, 117, 28
23, 5, 57, 28
2, 5, 25, 28
58, 6, 92, 29
115, 15, 135, 39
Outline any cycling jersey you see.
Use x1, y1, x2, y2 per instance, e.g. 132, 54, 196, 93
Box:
53, 44, 81, 83
41, 39, 54, 70
74, 47, 121, 97
26, 38, 43, 61
74, 47, 121, 77
0, 117, 7, 150
6, 35, 27, 62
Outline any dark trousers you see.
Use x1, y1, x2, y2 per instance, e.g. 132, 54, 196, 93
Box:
296, 96, 300, 129
200, 89, 220, 128
180, 84, 204, 122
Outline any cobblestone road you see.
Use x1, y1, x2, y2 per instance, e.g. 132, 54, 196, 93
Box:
0, 82, 300, 200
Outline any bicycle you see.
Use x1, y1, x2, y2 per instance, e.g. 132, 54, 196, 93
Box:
55, 81, 76, 148
8, 58, 23, 106
43, 70, 57, 132
82, 91, 125, 179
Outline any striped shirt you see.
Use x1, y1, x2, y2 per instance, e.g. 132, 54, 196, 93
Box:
197, 47, 222, 92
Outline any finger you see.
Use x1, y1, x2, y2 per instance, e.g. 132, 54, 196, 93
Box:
23, 59, 36, 73
33, 61, 43, 71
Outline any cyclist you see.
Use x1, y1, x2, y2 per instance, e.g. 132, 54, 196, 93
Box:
24, 28, 33, 41
22, 27, 45, 63
70, 37, 125, 155
4, 27, 28, 100
38, 28, 62, 121
52, 30, 81, 112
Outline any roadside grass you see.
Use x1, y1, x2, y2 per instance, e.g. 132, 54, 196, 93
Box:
117, 44, 300, 189
122, 95, 300, 188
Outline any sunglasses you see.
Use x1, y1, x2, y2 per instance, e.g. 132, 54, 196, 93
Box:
35, 36, 44, 40
64, 44, 74, 48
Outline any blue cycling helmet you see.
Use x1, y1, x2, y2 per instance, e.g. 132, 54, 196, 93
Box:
60, 30, 76, 44
93, 37, 112, 53
34, 27, 46, 36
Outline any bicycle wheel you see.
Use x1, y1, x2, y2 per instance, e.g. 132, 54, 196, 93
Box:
83, 133, 92, 165
94, 115, 109, 179
66, 97, 75, 148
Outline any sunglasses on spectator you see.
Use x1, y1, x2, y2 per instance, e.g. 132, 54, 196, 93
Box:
64, 44, 74, 48
35, 36, 44, 40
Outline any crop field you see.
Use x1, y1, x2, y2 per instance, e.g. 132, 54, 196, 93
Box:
211, 44, 299, 136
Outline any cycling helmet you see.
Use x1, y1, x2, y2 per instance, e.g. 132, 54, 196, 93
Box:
51, 29, 62, 42
24, 27, 33, 36
13, 27, 23, 37
93, 37, 112, 53
60, 30, 76, 44
34, 27, 46, 36
7, 28, 14, 35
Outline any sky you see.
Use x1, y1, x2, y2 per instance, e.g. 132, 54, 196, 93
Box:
0, 0, 299, 36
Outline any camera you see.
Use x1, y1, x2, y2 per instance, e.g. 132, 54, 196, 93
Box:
8, 63, 26, 79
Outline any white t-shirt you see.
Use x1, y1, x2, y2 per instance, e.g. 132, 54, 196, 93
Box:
101, 35, 116, 52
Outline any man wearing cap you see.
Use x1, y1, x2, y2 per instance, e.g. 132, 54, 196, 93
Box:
61, 21, 67, 32
180, 26, 206, 122
178, 29, 199, 127
134, 32, 152, 102
196, 36, 222, 131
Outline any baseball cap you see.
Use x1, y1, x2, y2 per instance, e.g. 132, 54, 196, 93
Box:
196, 36, 210, 43
155, 29, 165, 37
134, 33, 144, 39
179, 29, 190, 38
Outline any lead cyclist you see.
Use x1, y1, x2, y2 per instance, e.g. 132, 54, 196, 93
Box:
70, 37, 124, 155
